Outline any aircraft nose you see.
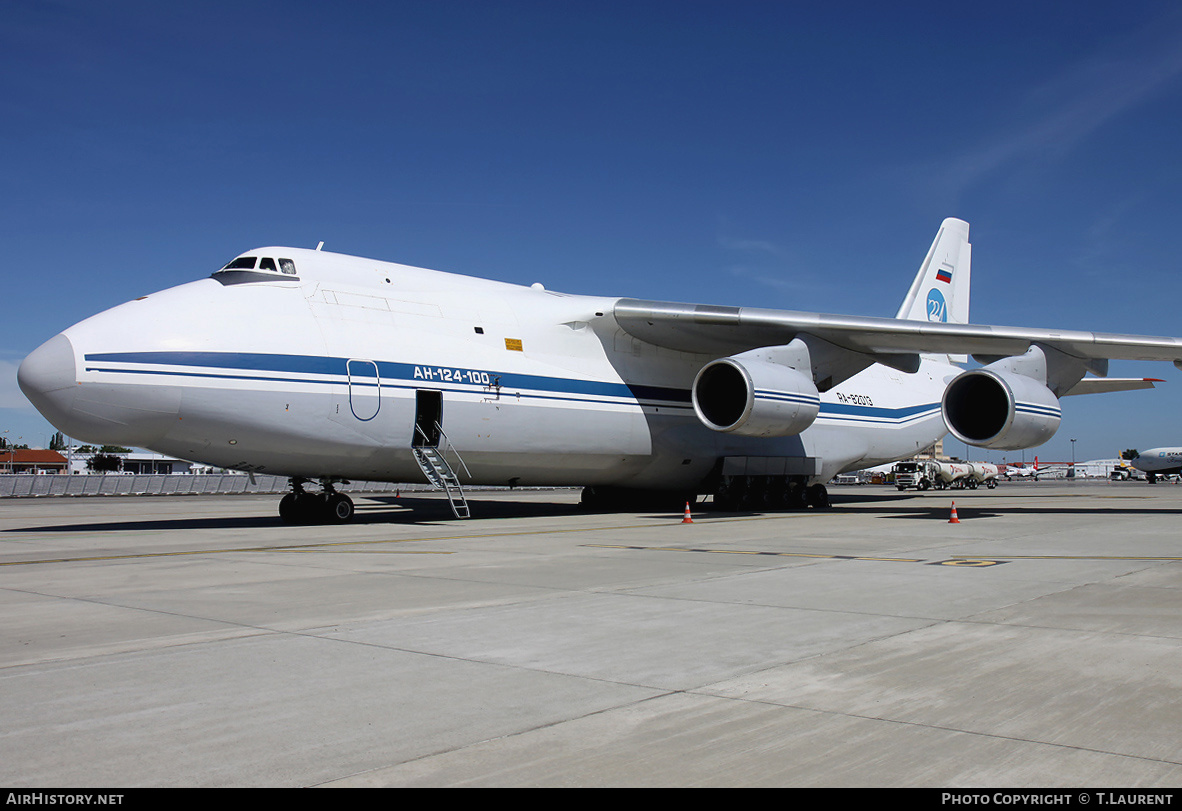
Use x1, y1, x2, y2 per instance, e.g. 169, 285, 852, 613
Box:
17, 333, 79, 428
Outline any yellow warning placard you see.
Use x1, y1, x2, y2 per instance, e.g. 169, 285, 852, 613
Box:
505, 338, 524, 352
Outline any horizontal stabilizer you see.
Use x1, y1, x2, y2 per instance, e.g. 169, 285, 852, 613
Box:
1061, 378, 1162, 396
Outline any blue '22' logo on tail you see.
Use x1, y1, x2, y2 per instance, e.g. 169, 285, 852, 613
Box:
926, 288, 947, 322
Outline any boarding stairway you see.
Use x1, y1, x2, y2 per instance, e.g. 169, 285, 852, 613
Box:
412, 423, 471, 519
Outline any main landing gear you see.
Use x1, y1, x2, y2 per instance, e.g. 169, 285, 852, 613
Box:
711, 476, 830, 511
278, 478, 355, 524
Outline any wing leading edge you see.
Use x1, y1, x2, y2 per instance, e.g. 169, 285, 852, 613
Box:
612, 298, 1182, 367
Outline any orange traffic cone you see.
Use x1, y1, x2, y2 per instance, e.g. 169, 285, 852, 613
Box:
682, 502, 694, 524
949, 501, 960, 523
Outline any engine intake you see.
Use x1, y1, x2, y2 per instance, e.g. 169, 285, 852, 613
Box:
693, 354, 820, 437
942, 368, 1061, 450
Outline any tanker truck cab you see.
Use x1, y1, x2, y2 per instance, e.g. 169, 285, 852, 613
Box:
893, 461, 932, 491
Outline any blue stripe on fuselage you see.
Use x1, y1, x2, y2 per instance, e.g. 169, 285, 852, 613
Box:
83, 350, 691, 406
83, 350, 941, 423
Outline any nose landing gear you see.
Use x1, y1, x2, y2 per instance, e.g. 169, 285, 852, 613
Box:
278, 478, 355, 524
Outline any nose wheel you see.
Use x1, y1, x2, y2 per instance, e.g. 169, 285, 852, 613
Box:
279, 478, 355, 524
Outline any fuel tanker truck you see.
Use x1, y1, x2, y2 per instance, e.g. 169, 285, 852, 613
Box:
894, 460, 997, 490
968, 462, 1000, 489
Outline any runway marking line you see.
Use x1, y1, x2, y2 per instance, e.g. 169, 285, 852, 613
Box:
5, 510, 1182, 567
585, 544, 926, 564
0, 511, 864, 567
970, 554, 1182, 561
586, 546, 1182, 565
0, 519, 724, 566
0, 538, 457, 567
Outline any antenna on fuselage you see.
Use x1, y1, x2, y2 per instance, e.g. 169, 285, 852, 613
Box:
315, 241, 324, 251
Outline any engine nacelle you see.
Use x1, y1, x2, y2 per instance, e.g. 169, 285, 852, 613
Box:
942, 368, 1061, 450
692, 353, 820, 437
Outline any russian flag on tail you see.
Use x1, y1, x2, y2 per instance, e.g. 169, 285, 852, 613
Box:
936, 268, 953, 283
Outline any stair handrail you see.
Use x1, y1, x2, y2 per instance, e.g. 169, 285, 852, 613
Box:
412, 423, 433, 448
433, 421, 472, 480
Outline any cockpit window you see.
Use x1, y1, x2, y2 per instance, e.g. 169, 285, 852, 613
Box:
212, 254, 300, 285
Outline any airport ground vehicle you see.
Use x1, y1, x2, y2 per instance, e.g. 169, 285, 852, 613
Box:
894, 460, 933, 490
894, 460, 997, 490
968, 462, 1000, 489
1110, 465, 1146, 481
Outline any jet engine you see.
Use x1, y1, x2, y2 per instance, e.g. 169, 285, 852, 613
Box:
942, 367, 1061, 450
692, 352, 820, 437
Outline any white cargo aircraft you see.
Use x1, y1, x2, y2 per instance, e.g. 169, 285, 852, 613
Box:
1004, 456, 1071, 479
18, 219, 1182, 523
1131, 448, 1182, 483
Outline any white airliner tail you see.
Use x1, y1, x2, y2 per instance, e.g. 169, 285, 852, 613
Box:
895, 217, 972, 363
896, 217, 972, 326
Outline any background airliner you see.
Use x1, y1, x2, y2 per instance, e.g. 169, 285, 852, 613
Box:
1131, 448, 1182, 483
18, 219, 1182, 522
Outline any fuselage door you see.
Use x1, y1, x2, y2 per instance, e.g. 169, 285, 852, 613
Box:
346, 359, 381, 421
413, 390, 442, 448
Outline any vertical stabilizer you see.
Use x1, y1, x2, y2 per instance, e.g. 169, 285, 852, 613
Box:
896, 218, 971, 363
896, 218, 971, 325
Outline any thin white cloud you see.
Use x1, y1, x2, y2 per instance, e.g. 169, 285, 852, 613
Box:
717, 236, 789, 258
726, 264, 824, 295
719, 233, 800, 290
940, 15, 1182, 195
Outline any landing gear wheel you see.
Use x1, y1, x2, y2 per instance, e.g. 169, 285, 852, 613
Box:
785, 482, 808, 510
806, 484, 830, 509
712, 492, 737, 511
326, 493, 355, 524
279, 492, 300, 524
279, 492, 319, 524
278, 478, 355, 524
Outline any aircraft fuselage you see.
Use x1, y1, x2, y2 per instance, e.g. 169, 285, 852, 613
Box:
19, 247, 953, 495
1133, 448, 1182, 477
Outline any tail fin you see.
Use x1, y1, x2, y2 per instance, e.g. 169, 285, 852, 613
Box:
896, 218, 972, 326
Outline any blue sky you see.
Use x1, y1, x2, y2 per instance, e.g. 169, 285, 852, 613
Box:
3, 0, 1182, 464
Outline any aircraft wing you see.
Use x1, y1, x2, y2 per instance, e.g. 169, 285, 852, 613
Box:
612, 298, 1182, 370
